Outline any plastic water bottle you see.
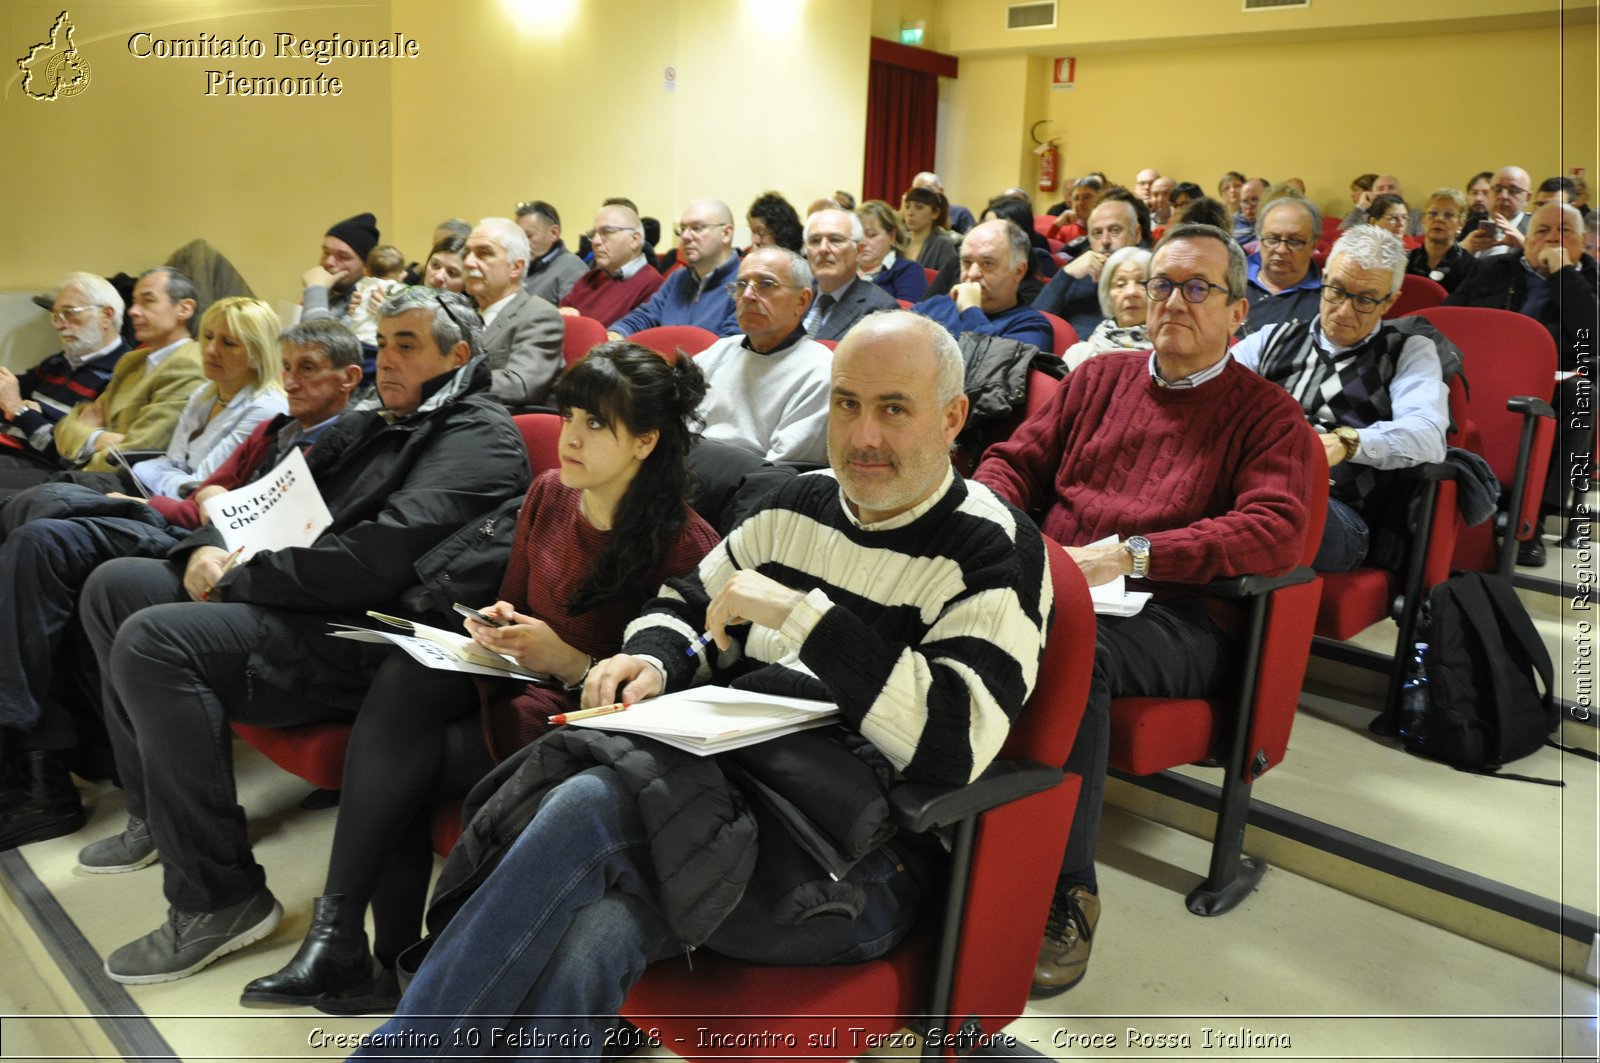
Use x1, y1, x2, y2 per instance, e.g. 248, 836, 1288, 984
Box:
1397, 642, 1429, 740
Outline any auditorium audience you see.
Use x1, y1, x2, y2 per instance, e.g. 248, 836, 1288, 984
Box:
610, 199, 741, 339
1233, 226, 1449, 572
974, 222, 1316, 997
802, 208, 897, 343
746, 191, 804, 252
558, 204, 662, 328
1062, 246, 1152, 371
353, 310, 1051, 1055
516, 201, 587, 305
910, 170, 976, 233
855, 199, 928, 302
1407, 188, 1478, 293
0, 268, 202, 493
72, 287, 531, 985
1460, 165, 1532, 257
463, 218, 565, 407
0, 273, 131, 468
1366, 193, 1413, 245
901, 186, 959, 277
301, 213, 378, 324
240, 343, 718, 1014
913, 219, 1052, 350
0, 319, 363, 853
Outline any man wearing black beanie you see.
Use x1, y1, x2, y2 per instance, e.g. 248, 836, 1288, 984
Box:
301, 212, 380, 325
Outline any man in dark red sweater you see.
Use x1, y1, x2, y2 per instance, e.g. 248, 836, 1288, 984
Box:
974, 223, 1318, 997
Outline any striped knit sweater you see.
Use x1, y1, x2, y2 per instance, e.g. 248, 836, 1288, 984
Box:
620, 469, 1052, 786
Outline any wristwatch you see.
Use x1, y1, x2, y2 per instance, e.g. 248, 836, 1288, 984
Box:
1333, 426, 1361, 461
1123, 535, 1151, 579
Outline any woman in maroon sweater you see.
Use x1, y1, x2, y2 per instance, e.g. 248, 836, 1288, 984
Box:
242, 343, 719, 1012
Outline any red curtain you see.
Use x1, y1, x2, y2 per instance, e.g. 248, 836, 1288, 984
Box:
863, 63, 938, 204
862, 39, 958, 205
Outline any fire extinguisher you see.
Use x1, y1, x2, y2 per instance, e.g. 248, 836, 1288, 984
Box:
1037, 143, 1059, 193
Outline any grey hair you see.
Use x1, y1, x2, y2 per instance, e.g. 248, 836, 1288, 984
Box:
803, 209, 865, 243
761, 247, 813, 290
436, 218, 472, 240
1096, 247, 1153, 318
1256, 197, 1322, 239
139, 266, 200, 336
1152, 223, 1248, 300
280, 318, 364, 370
990, 219, 1031, 269
56, 271, 125, 332
474, 217, 530, 267
1326, 226, 1407, 294
377, 286, 483, 358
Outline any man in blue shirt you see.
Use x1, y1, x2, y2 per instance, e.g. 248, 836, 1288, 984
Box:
610, 198, 741, 339
913, 220, 1052, 350
1242, 197, 1324, 336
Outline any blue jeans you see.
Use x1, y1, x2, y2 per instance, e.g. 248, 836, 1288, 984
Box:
353, 766, 924, 1060
1313, 497, 1370, 573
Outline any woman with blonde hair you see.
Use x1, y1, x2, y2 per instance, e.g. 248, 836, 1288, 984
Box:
125, 296, 287, 499
855, 199, 927, 301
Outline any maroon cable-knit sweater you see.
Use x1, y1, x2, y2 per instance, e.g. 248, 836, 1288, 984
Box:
974, 351, 1315, 589
481, 470, 720, 758
558, 265, 664, 328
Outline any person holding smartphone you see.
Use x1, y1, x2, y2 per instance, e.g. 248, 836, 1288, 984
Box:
240, 343, 719, 1013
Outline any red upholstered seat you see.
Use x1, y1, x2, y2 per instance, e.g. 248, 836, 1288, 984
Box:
630, 324, 719, 358
1106, 425, 1328, 915
621, 540, 1097, 1060
1384, 274, 1447, 319
1036, 310, 1078, 357
561, 315, 608, 365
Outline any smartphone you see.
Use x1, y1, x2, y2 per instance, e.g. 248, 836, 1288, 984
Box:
1477, 219, 1497, 235
453, 602, 509, 628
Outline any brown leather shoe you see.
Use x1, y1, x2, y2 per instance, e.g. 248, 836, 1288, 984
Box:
1031, 884, 1099, 997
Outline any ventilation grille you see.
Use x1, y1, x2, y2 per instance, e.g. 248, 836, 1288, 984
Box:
1243, 0, 1310, 10
1007, 2, 1058, 30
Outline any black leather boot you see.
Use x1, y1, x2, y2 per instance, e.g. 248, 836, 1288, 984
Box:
0, 748, 86, 852
239, 894, 374, 1007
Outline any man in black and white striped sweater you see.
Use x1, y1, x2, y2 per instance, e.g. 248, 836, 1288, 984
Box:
360, 310, 1053, 1056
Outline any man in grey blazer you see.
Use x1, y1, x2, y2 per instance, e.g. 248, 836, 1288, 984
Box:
464, 218, 565, 407
803, 208, 897, 344
517, 201, 587, 305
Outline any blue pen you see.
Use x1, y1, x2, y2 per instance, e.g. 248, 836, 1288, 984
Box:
685, 631, 714, 657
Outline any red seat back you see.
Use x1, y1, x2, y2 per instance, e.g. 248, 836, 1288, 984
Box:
513, 412, 562, 474
1409, 306, 1558, 568
630, 325, 718, 358
1036, 310, 1078, 356
561, 315, 608, 365
1384, 274, 1447, 319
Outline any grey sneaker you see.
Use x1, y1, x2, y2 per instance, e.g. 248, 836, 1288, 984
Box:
105, 890, 282, 985
77, 816, 158, 874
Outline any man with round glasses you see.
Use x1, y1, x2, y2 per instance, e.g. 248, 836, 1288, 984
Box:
610, 198, 741, 340
557, 204, 662, 328
1243, 197, 1323, 335
0, 273, 131, 469
975, 223, 1316, 998
1233, 225, 1449, 572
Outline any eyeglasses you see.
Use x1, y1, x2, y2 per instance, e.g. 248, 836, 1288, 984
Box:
1142, 276, 1230, 304
1423, 209, 1461, 221
805, 233, 853, 249
584, 225, 638, 241
434, 289, 479, 338
1259, 235, 1310, 251
49, 304, 99, 324
1321, 283, 1391, 314
725, 277, 798, 298
675, 221, 728, 238
1490, 184, 1530, 197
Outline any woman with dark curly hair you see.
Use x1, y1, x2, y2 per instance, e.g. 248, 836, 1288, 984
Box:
240, 342, 720, 1014
746, 191, 803, 252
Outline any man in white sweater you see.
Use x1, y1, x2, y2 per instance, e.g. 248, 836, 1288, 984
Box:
688, 246, 833, 530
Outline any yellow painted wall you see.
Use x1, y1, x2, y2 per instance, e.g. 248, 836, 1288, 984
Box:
388, 0, 873, 257
0, 0, 394, 308
937, 21, 1596, 220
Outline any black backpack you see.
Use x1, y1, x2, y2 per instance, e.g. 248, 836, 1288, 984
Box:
1400, 572, 1557, 775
